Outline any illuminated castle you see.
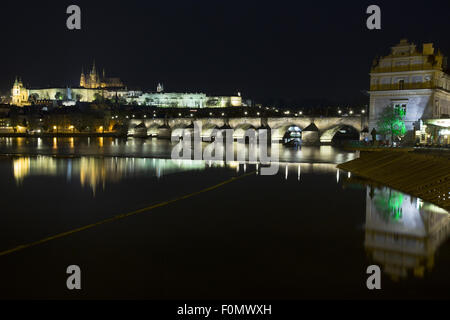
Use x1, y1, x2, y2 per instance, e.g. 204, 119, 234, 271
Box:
80, 61, 124, 89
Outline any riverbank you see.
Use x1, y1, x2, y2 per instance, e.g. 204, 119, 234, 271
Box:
0, 132, 124, 138
337, 149, 450, 210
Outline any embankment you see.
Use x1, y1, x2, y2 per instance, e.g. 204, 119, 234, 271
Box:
337, 149, 450, 210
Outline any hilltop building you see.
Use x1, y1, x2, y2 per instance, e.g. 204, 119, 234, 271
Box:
11, 75, 242, 108
369, 39, 450, 145
133, 83, 242, 108
80, 61, 124, 89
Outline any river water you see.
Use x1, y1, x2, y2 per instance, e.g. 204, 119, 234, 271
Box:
0, 137, 448, 299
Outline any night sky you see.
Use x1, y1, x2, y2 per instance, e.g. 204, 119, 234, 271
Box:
1, 0, 449, 106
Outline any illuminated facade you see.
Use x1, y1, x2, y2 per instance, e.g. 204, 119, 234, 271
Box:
369, 39, 450, 141
134, 84, 242, 108
11, 73, 242, 108
11, 77, 31, 106
136, 92, 207, 108
28, 87, 103, 103
80, 61, 124, 89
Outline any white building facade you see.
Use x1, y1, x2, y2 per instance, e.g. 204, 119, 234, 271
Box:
368, 39, 450, 144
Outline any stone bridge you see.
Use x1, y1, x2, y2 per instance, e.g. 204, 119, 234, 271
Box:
127, 116, 367, 144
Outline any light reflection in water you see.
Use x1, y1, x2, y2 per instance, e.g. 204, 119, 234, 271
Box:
0, 137, 357, 164
12, 156, 209, 193
365, 186, 450, 280
12, 156, 342, 192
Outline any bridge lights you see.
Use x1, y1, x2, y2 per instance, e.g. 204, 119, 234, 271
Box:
221, 113, 225, 116
209, 112, 213, 116
299, 111, 303, 115
338, 110, 342, 115
178, 113, 182, 117
257, 112, 260, 116
244, 111, 248, 115
361, 109, 366, 114
349, 110, 354, 115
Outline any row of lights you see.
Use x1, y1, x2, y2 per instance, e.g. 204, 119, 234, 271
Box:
110, 108, 366, 119
52, 125, 103, 130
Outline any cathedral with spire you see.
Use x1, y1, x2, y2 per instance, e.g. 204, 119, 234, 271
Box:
80, 61, 124, 89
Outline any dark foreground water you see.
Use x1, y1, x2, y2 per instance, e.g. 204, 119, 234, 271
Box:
0, 138, 449, 299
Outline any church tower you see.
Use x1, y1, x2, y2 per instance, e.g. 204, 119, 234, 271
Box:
11, 77, 29, 106
80, 67, 86, 87
89, 60, 98, 88
157, 83, 164, 93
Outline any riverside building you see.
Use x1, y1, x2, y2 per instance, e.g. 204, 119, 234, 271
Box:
368, 39, 450, 145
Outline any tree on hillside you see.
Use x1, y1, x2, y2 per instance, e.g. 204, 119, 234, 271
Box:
376, 105, 406, 146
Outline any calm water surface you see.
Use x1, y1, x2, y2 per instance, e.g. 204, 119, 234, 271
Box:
0, 137, 448, 299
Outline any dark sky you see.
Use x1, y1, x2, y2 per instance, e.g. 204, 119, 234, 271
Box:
1, 0, 449, 105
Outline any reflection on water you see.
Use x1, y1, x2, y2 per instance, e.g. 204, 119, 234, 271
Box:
0, 137, 356, 164
12, 156, 341, 193
365, 186, 450, 280
12, 156, 208, 193
6, 153, 450, 286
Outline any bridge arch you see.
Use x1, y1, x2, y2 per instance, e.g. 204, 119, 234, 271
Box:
320, 125, 360, 143
147, 123, 161, 137
271, 123, 304, 141
130, 122, 147, 137
201, 123, 219, 141
233, 123, 257, 140
171, 122, 197, 140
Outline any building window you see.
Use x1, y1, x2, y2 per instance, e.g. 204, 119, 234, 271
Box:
398, 80, 405, 90
394, 104, 406, 117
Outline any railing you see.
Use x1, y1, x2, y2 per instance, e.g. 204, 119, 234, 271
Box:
371, 64, 442, 73
370, 81, 434, 91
